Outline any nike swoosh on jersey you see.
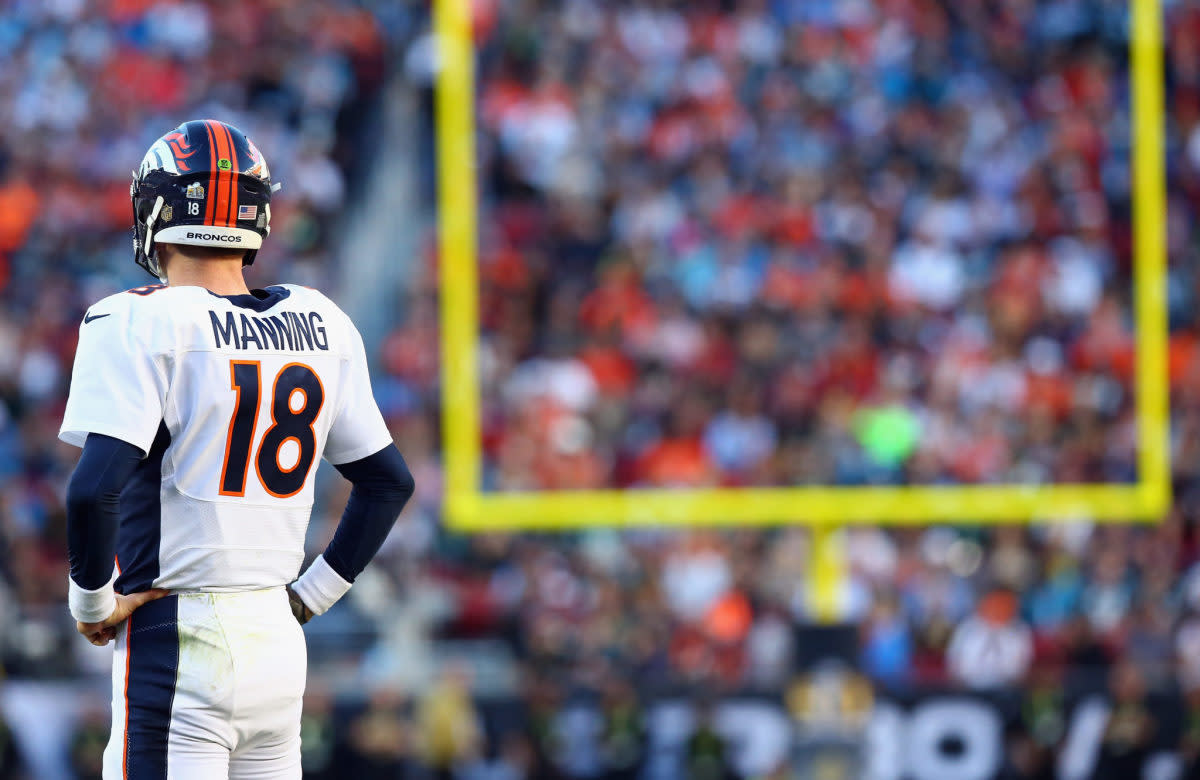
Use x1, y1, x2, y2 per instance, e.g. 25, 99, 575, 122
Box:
83, 312, 111, 324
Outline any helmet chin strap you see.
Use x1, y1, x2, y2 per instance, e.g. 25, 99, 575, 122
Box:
143, 195, 166, 279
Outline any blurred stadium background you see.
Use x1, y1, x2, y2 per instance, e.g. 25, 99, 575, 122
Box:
0, 0, 1197, 778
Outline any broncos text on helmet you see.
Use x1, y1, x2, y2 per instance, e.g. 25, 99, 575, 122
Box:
131, 120, 276, 280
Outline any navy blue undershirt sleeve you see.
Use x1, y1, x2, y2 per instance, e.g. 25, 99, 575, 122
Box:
326, 444, 415, 582
66, 433, 144, 590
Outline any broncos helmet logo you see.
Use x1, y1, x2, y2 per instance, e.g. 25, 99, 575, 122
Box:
139, 131, 200, 176
163, 131, 199, 172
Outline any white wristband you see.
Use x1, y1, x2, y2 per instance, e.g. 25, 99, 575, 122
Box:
68, 570, 117, 624
290, 555, 352, 616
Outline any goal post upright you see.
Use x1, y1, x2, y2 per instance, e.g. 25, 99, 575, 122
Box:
1131, 0, 1169, 516
434, 0, 482, 524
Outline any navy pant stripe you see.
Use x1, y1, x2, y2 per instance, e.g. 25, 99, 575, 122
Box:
124, 595, 179, 780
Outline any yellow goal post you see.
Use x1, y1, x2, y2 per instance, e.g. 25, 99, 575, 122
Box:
435, 0, 1169, 532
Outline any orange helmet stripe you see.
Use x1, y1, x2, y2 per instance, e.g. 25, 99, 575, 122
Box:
220, 122, 240, 226
208, 121, 235, 227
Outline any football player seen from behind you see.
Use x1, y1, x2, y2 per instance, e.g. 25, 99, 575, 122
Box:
59, 120, 414, 780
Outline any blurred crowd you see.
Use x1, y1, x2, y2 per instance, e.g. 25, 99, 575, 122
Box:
381, 0, 1200, 776
6, 0, 1200, 778
450, 0, 1157, 492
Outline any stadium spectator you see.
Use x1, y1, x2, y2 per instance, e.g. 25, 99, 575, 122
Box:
596, 678, 646, 780
859, 593, 912, 687
684, 700, 736, 780
1094, 661, 1157, 780
298, 688, 339, 780
339, 689, 420, 780
946, 589, 1033, 690
66, 707, 106, 780
416, 665, 485, 778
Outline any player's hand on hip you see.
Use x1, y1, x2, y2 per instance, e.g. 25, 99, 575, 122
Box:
286, 584, 314, 625
76, 589, 171, 646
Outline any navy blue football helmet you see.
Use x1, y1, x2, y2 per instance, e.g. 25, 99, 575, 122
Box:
131, 120, 275, 280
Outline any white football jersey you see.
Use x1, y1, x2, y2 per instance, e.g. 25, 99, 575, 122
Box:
59, 283, 393, 594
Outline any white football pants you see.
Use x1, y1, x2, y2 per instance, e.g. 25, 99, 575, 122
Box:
102, 587, 306, 779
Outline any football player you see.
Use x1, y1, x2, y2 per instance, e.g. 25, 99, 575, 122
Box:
59, 119, 415, 779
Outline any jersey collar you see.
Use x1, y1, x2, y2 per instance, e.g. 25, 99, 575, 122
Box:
209, 285, 291, 312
